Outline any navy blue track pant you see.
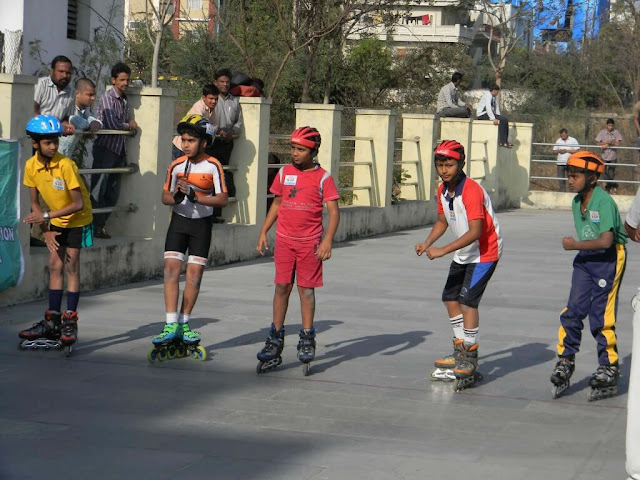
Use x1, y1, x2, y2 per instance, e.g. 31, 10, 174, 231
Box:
557, 244, 626, 366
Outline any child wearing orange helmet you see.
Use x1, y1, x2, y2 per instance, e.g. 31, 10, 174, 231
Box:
550, 151, 627, 401
415, 140, 502, 392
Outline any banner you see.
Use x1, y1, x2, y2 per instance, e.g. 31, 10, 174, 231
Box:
0, 139, 24, 291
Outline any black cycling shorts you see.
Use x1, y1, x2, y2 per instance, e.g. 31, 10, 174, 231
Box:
50, 223, 94, 249
442, 260, 498, 309
164, 212, 212, 259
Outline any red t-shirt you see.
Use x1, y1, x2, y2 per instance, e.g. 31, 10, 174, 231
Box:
270, 164, 340, 241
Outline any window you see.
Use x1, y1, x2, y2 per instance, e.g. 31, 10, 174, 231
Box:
188, 0, 201, 10
67, 0, 78, 39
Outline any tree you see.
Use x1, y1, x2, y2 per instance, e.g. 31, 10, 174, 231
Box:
144, 0, 176, 87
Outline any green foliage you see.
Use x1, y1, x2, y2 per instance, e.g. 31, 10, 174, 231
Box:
125, 23, 176, 85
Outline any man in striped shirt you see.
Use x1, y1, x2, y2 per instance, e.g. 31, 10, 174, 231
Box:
91, 62, 138, 239
34, 55, 76, 136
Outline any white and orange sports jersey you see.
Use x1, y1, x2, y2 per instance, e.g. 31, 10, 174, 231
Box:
437, 174, 502, 264
164, 154, 227, 219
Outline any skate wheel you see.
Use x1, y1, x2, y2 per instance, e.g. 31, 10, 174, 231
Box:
302, 363, 310, 376
177, 345, 186, 357
64, 345, 72, 358
195, 346, 207, 361
147, 348, 158, 363
256, 362, 264, 374
167, 345, 177, 360
157, 349, 167, 361
18, 340, 26, 351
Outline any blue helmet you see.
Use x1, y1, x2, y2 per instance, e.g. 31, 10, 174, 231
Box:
26, 115, 63, 137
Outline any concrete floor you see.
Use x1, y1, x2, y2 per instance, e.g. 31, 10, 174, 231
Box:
0, 209, 637, 480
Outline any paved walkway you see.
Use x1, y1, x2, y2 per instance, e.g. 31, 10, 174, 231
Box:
0, 210, 637, 480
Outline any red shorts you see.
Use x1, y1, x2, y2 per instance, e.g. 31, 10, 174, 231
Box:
274, 235, 323, 288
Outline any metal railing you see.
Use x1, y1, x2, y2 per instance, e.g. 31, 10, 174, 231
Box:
530, 142, 640, 189
394, 136, 423, 199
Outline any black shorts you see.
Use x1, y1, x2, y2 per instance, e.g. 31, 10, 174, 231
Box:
164, 212, 212, 259
442, 260, 498, 308
50, 224, 94, 249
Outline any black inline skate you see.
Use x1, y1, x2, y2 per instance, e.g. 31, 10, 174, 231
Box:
297, 328, 316, 376
18, 311, 63, 352
588, 364, 619, 401
550, 356, 575, 399
256, 324, 284, 374
59, 311, 79, 357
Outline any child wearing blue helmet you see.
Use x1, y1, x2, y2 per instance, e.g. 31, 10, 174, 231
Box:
18, 115, 93, 356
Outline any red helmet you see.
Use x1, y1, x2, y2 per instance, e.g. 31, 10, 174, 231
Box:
291, 126, 321, 154
567, 151, 605, 174
434, 140, 465, 161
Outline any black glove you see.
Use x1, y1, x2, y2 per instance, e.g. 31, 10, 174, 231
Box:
186, 186, 197, 203
173, 190, 186, 204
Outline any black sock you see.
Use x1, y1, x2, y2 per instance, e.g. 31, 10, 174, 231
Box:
49, 289, 63, 312
67, 291, 80, 312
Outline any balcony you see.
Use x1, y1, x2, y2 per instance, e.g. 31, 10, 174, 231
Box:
347, 22, 475, 45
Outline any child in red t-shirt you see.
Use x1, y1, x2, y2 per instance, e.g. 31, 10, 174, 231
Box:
256, 126, 340, 375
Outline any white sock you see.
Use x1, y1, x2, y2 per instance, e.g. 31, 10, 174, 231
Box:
450, 315, 464, 340
166, 312, 178, 324
178, 313, 190, 324
463, 327, 479, 345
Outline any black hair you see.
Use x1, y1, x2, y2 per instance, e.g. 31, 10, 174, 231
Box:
451, 72, 463, 83
606, 118, 615, 125
111, 62, 131, 79
214, 68, 232, 80
202, 84, 220, 96
567, 165, 600, 182
490, 84, 500, 91
75, 77, 95, 91
559, 128, 568, 134
51, 55, 72, 69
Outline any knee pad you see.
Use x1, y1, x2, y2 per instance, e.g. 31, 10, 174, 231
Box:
164, 251, 185, 262
187, 255, 207, 266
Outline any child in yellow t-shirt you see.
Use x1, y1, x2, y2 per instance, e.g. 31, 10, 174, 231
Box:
18, 115, 93, 354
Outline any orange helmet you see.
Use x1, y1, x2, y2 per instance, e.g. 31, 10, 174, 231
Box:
434, 140, 465, 161
291, 126, 321, 157
567, 151, 605, 174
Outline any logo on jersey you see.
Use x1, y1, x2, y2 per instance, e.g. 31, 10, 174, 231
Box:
590, 211, 600, 223
52, 177, 65, 191
284, 175, 298, 186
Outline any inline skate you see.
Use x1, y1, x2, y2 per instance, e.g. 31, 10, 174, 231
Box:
550, 356, 575, 399
452, 342, 482, 392
588, 364, 619, 401
147, 322, 207, 362
59, 311, 79, 357
430, 338, 463, 382
297, 328, 316, 376
18, 310, 63, 353
256, 324, 284, 374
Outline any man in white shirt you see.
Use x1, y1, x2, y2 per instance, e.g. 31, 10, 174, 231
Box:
552, 128, 580, 191
476, 85, 511, 148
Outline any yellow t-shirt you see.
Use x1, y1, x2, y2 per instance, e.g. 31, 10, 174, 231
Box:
23, 152, 93, 228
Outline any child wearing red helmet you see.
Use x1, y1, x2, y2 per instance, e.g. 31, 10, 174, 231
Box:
415, 140, 502, 391
255, 126, 340, 375
549, 151, 627, 401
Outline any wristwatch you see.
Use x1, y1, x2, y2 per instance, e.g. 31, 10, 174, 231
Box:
43, 211, 51, 221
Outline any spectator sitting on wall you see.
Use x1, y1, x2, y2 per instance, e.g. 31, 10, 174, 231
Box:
476, 84, 513, 148
436, 72, 472, 118
172, 84, 219, 160
59, 78, 102, 162
91, 62, 138, 239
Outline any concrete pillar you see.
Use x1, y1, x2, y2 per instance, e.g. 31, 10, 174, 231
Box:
112, 87, 177, 240
295, 103, 343, 178
0, 74, 37, 302
439, 118, 472, 175
469, 120, 500, 190
223, 96, 270, 225
352, 109, 396, 207
401, 114, 438, 201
